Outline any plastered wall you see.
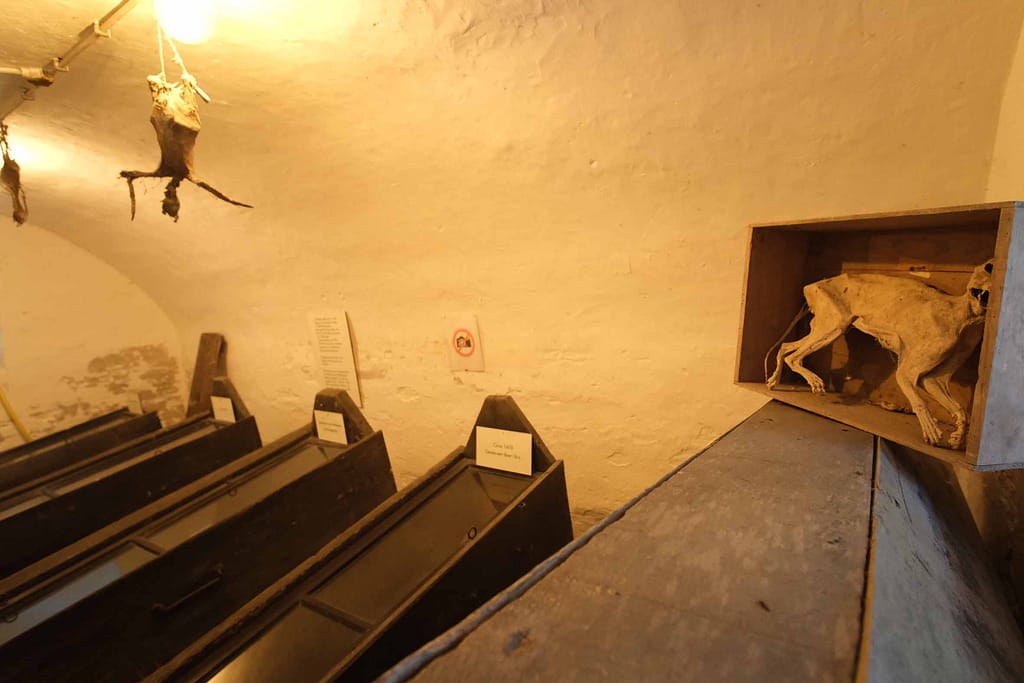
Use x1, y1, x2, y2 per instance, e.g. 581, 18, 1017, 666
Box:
0, 224, 186, 446
9, 0, 1024, 526
987, 22, 1024, 200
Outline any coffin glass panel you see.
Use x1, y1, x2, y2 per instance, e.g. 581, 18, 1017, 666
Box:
145, 443, 343, 549
313, 466, 530, 624
52, 425, 220, 496
0, 543, 156, 645
208, 605, 363, 683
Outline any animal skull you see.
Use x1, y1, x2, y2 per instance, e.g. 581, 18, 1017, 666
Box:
767, 260, 994, 449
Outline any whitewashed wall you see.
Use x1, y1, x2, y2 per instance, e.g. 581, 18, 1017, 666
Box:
0, 224, 186, 446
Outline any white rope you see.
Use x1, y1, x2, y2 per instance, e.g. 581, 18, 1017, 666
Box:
165, 33, 189, 77
157, 21, 166, 79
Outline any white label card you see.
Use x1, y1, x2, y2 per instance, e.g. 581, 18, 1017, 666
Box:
308, 311, 363, 405
314, 410, 349, 445
475, 426, 532, 476
445, 313, 485, 372
210, 396, 235, 423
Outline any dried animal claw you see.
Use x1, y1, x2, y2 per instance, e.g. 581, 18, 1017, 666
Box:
120, 74, 250, 221
0, 123, 27, 225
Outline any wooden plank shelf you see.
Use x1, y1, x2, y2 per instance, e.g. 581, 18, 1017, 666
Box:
383, 402, 1024, 683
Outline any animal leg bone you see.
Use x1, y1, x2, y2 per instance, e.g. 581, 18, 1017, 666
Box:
767, 340, 801, 388
920, 376, 966, 448
781, 318, 846, 394
918, 321, 985, 449
894, 361, 943, 446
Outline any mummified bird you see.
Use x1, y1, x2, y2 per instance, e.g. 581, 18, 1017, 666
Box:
0, 124, 27, 225
120, 73, 251, 221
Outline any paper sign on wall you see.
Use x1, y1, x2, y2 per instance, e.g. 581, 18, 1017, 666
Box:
210, 396, 236, 423
445, 313, 484, 372
308, 311, 362, 405
475, 426, 532, 476
314, 409, 349, 445
124, 393, 144, 415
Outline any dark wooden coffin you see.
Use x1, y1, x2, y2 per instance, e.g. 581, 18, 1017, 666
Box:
0, 390, 397, 683
156, 395, 573, 683
0, 408, 162, 493
0, 413, 219, 517
0, 415, 262, 596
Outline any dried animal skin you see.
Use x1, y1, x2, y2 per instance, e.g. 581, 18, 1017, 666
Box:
0, 125, 27, 225
120, 74, 251, 221
767, 261, 994, 450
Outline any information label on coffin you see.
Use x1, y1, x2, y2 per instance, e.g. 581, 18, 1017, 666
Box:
476, 426, 532, 475
211, 396, 236, 423
314, 410, 348, 445
445, 313, 485, 372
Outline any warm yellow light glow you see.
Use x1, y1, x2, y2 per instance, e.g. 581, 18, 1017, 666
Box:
154, 0, 216, 45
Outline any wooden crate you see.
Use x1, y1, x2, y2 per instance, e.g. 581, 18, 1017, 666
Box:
736, 202, 1024, 470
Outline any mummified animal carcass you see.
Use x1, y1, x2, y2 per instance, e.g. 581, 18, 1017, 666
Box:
0, 123, 27, 225
120, 73, 251, 221
766, 261, 994, 450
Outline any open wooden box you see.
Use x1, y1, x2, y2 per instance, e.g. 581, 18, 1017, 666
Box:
736, 202, 1024, 470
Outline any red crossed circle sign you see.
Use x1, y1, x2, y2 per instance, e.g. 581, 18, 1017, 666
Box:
452, 328, 475, 357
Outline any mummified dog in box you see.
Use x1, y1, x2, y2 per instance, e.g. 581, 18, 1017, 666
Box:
767, 260, 994, 450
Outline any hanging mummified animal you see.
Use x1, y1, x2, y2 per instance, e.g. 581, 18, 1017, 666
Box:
0, 123, 27, 225
119, 35, 250, 221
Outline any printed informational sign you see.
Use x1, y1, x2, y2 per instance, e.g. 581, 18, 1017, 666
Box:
210, 395, 236, 423
124, 393, 144, 415
308, 311, 363, 405
314, 409, 349, 445
445, 313, 485, 372
475, 426, 532, 476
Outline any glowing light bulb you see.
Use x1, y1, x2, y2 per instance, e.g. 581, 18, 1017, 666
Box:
154, 0, 215, 44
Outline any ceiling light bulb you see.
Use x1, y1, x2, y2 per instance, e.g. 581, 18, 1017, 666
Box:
154, 0, 215, 44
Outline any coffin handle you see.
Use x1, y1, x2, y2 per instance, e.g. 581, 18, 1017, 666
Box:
151, 563, 224, 615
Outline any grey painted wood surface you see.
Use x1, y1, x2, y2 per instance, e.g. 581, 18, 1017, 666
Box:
406, 402, 874, 682
976, 206, 1024, 467
867, 442, 1024, 682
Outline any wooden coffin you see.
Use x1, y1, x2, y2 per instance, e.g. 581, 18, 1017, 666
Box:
0, 414, 262, 597
0, 408, 162, 493
736, 201, 1024, 469
0, 390, 396, 682
0, 413, 220, 519
155, 395, 573, 683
